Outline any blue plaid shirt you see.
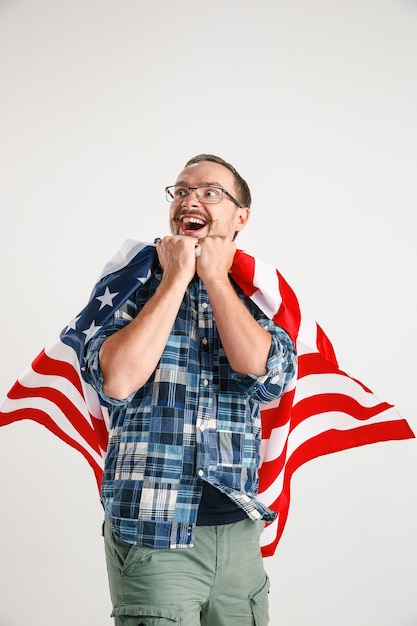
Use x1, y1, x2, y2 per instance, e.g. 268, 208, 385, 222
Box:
85, 269, 296, 549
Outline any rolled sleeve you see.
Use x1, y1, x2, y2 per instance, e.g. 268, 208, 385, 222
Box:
84, 309, 137, 408
231, 320, 297, 404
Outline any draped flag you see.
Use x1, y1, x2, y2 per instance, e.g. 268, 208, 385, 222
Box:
0, 239, 414, 557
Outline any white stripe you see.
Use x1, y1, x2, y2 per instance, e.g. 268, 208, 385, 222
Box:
97, 239, 153, 280
251, 259, 282, 319
294, 371, 391, 407
258, 401, 402, 507
21, 341, 104, 422
289, 404, 402, 458
296, 309, 320, 352
263, 401, 402, 466
259, 420, 290, 467
258, 464, 285, 505
13, 367, 96, 422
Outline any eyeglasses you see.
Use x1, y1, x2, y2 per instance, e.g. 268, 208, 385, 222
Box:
165, 185, 243, 208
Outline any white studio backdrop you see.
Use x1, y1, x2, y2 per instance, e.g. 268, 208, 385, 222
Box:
0, 1, 416, 624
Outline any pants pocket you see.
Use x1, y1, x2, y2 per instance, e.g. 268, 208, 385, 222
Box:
112, 603, 182, 625
249, 574, 270, 626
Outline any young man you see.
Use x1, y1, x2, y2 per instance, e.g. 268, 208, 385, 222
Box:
85, 154, 297, 625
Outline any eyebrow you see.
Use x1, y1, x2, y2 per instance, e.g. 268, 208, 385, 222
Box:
175, 181, 225, 188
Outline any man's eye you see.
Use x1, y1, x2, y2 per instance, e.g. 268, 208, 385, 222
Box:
202, 188, 220, 198
174, 187, 188, 198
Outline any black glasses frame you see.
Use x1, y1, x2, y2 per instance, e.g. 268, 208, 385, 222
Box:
165, 185, 243, 208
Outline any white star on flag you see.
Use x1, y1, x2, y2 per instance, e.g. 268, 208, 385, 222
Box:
96, 287, 119, 310
65, 316, 81, 332
82, 321, 102, 343
137, 269, 152, 283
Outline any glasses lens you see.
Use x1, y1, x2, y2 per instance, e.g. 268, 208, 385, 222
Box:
166, 186, 186, 202
165, 186, 223, 203
196, 187, 222, 203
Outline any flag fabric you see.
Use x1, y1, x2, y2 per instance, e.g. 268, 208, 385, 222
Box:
0, 239, 414, 557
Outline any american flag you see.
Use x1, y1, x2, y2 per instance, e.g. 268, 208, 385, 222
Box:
0, 239, 414, 557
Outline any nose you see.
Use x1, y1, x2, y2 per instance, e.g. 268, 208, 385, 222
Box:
182, 187, 200, 207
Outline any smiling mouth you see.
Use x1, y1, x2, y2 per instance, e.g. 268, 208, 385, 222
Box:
179, 215, 208, 234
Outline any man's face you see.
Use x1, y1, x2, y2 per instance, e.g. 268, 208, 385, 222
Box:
169, 161, 250, 240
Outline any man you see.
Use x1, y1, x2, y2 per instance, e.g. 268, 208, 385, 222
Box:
85, 154, 297, 625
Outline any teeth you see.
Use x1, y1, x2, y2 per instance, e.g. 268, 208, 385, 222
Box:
182, 217, 206, 226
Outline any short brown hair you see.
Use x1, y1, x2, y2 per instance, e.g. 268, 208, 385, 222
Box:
184, 154, 252, 208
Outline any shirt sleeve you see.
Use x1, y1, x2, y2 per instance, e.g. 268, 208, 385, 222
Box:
230, 314, 297, 404
84, 296, 139, 407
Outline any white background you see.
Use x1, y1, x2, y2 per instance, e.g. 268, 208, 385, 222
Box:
0, 1, 416, 624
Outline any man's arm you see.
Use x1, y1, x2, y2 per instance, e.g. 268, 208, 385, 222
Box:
99, 236, 197, 400
197, 236, 272, 376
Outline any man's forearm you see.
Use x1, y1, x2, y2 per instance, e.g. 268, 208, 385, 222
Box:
204, 276, 272, 376
99, 273, 188, 400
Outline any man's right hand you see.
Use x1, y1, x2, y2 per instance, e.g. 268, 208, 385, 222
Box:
156, 235, 198, 286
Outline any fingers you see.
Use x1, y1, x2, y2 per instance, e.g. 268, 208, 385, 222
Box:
156, 236, 197, 282
196, 236, 236, 280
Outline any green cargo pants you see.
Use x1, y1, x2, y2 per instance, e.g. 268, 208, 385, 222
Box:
103, 517, 270, 626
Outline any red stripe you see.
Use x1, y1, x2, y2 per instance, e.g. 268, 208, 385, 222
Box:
297, 351, 342, 377
230, 250, 257, 295
259, 435, 289, 492
260, 388, 295, 436
33, 349, 84, 395
316, 323, 338, 365
6, 379, 104, 455
272, 270, 302, 345
291, 394, 395, 428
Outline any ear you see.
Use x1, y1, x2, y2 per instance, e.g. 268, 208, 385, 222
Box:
234, 207, 250, 233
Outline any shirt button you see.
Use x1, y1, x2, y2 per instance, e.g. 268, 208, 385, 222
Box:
203, 379, 208, 386
201, 302, 208, 309
202, 337, 208, 345
198, 469, 204, 477
200, 423, 205, 432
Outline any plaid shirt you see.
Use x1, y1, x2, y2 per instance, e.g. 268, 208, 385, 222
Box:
85, 269, 296, 549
